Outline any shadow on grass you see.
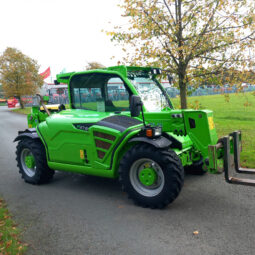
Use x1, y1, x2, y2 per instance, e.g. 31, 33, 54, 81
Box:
217, 115, 255, 121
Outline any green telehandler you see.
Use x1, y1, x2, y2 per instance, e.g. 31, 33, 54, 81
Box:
14, 66, 255, 209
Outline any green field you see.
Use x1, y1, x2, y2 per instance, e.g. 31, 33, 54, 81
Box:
172, 92, 255, 168
12, 92, 255, 167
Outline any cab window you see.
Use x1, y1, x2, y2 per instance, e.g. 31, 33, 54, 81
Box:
70, 73, 131, 112
106, 77, 130, 112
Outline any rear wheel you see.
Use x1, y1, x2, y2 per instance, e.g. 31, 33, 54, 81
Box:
119, 143, 184, 209
16, 139, 54, 184
184, 159, 206, 175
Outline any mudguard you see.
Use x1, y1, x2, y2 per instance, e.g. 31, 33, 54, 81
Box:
13, 128, 39, 142
128, 136, 172, 149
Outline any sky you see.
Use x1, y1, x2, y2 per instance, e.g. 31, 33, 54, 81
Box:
0, 0, 126, 82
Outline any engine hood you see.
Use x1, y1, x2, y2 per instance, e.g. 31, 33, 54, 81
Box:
46, 109, 130, 124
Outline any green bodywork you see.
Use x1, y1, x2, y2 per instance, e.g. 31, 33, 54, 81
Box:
27, 65, 222, 178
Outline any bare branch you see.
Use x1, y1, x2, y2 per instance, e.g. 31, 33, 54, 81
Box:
141, 7, 179, 66
205, 23, 252, 34
163, 0, 177, 26
194, 31, 255, 59
186, 0, 219, 63
182, 1, 197, 19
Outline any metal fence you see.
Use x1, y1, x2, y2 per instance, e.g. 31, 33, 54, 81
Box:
22, 85, 255, 107
165, 85, 255, 98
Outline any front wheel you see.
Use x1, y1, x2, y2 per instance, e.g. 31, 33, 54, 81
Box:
119, 143, 184, 209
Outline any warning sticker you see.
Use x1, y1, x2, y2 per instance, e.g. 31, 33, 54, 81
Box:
208, 117, 215, 130
80, 150, 85, 159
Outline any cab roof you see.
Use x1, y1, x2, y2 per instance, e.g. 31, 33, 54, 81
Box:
55, 65, 161, 84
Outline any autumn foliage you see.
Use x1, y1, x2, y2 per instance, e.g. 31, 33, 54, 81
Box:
85, 61, 105, 70
109, 0, 255, 108
0, 47, 43, 108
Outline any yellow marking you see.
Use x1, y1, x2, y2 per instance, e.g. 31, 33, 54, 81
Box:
28, 124, 32, 128
80, 150, 85, 159
208, 117, 215, 130
40, 104, 60, 111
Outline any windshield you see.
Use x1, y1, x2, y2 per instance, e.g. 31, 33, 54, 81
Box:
128, 72, 172, 112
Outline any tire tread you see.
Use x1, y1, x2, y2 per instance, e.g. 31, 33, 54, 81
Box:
16, 138, 54, 184
119, 143, 184, 209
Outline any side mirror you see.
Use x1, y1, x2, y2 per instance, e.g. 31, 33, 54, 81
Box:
130, 95, 142, 117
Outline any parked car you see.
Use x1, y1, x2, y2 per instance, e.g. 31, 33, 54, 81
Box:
7, 98, 19, 108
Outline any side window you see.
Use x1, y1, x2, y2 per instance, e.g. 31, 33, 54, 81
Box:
70, 73, 131, 112
73, 88, 103, 111
106, 77, 130, 112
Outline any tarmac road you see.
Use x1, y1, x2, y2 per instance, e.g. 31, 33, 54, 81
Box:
0, 106, 254, 255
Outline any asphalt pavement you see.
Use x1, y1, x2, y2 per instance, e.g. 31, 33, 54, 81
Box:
0, 106, 254, 255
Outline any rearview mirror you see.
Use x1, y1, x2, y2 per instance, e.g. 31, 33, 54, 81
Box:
130, 95, 142, 117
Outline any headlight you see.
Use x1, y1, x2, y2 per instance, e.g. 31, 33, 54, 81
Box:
153, 127, 162, 137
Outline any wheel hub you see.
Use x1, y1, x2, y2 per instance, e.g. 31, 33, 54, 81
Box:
24, 155, 35, 169
139, 167, 157, 186
130, 158, 165, 197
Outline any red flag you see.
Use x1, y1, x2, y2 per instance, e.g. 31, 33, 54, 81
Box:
40, 67, 51, 80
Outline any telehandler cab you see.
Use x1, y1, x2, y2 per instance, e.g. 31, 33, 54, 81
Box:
14, 66, 255, 209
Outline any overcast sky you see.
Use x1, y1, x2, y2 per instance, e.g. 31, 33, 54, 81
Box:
0, 0, 126, 82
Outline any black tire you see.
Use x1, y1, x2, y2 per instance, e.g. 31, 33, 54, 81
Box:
16, 138, 54, 184
184, 159, 206, 175
119, 143, 184, 209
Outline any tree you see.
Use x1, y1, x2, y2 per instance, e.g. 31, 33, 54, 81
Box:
0, 84, 4, 99
109, 0, 255, 108
0, 47, 43, 108
85, 61, 105, 70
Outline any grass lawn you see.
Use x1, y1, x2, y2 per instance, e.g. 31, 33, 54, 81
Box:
11, 107, 31, 115
172, 92, 255, 168
0, 197, 27, 254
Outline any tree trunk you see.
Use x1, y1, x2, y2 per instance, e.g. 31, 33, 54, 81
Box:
179, 82, 187, 109
17, 96, 24, 109
178, 68, 187, 109
176, 0, 187, 109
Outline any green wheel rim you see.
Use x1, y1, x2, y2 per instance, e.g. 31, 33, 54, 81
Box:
20, 148, 36, 177
130, 158, 165, 197
25, 155, 35, 169
138, 167, 157, 186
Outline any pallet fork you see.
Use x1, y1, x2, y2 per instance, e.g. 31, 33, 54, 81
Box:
210, 131, 255, 186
